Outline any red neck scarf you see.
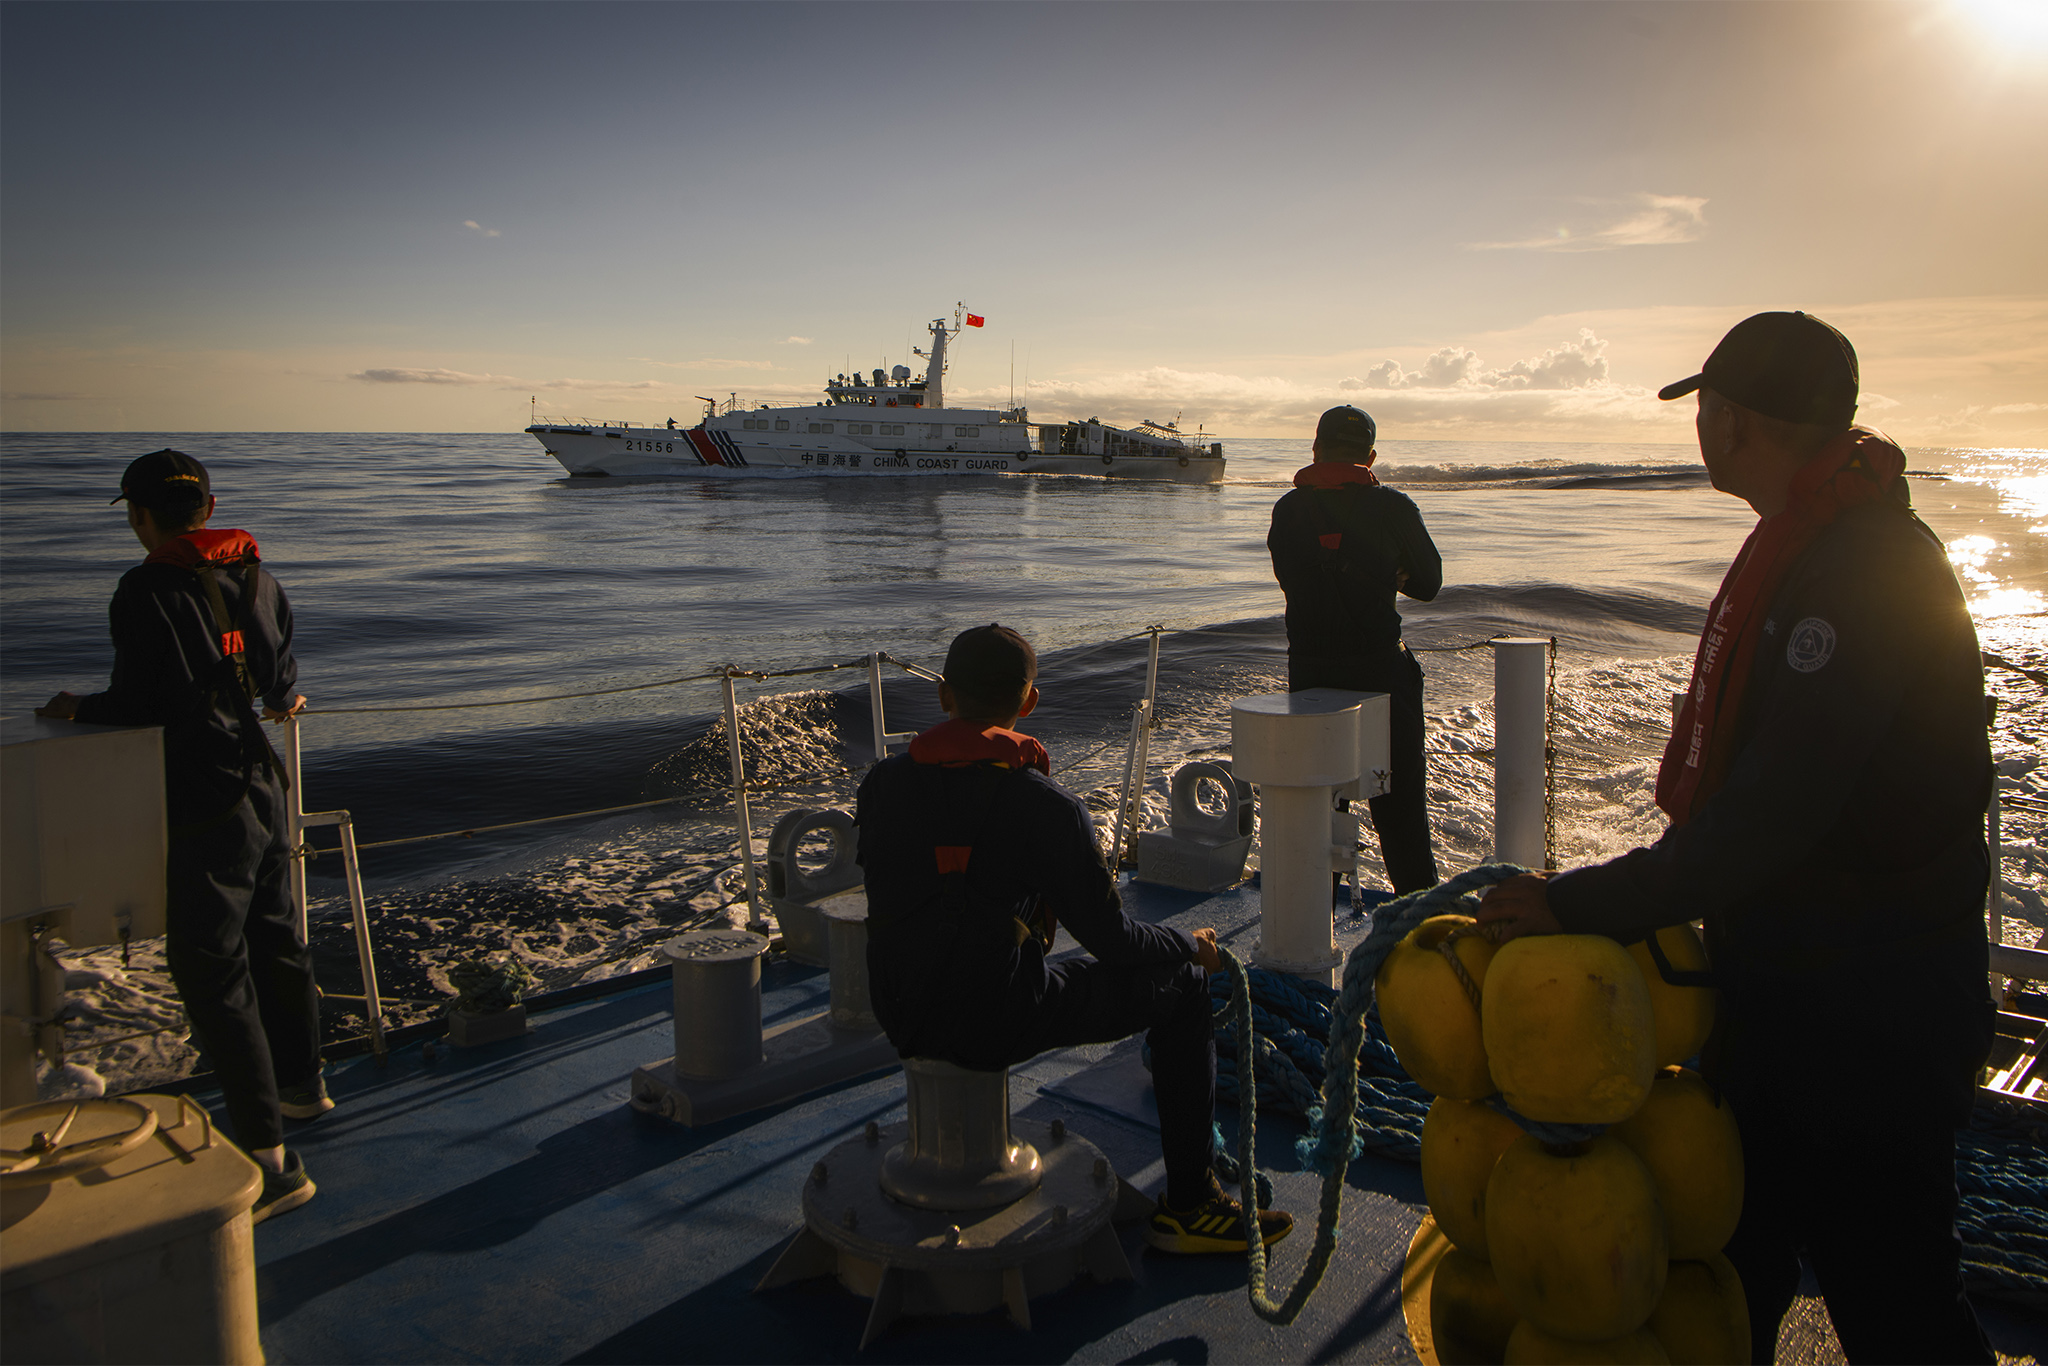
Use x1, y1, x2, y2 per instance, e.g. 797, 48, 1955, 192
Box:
908, 719, 1050, 774
1293, 461, 1380, 490
1656, 427, 1907, 825
145, 528, 259, 569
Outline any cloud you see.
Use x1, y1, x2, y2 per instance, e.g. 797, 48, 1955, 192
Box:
1990, 401, 2048, 414
972, 333, 1661, 438
635, 357, 777, 371
1469, 194, 1708, 252
350, 367, 515, 385
349, 367, 668, 392
1, 390, 91, 401
1346, 330, 1611, 392
462, 220, 501, 238
778, 336, 813, 345
534, 377, 667, 392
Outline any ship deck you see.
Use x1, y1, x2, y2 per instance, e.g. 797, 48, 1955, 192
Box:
237, 877, 2047, 1365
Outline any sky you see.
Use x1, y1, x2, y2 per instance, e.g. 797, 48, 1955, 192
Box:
2, 0, 2045, 444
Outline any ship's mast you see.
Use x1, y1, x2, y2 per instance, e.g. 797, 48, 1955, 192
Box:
914, 317, 953, 410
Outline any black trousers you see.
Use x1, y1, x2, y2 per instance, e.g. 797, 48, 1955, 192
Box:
165, 774, 322, 1152
1720, 1071, 1990, 1364
1708, 937, 1993, 1366
1288, 647, 1439, 894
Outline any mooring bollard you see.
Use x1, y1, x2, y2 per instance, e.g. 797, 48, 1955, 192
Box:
665, 930, 770, 1080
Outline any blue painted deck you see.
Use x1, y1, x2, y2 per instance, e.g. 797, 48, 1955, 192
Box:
234, 877, 2048, 1364
250, 879, 1432, 1364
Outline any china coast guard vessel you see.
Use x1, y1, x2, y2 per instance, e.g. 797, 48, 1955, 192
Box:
526, 312, 1226, 483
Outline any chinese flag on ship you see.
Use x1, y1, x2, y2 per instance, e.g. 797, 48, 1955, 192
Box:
965, 313, 985, 328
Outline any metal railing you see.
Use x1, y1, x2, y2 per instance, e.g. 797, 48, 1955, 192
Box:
266, 628, 2043, 1073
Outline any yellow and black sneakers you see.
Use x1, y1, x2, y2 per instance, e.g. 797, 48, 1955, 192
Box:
1144, 1175, 1294, 1255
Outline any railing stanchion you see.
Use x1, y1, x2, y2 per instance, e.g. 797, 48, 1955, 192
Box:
1111, 698, 1151, 870
283, 716, 309, 944
1989, 695, 2005, 1002
869, 652, 889, 763
1143, 624, 1163, 712
723, 669, 763, 926
336, 815, 386, 1060
1109, 626, 1166, 871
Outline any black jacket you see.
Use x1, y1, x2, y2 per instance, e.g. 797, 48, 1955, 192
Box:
1547, 495, 1993, 1105
856, 752, 1196, 1068
73, 530, 299, 823
1269, 480, 1442, 657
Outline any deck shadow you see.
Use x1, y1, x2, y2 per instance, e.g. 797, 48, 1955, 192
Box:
257, 1104, 698, 1319
571, 1222, 1254, 1365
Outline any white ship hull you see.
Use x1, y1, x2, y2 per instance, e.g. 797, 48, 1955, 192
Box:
529, 421, 1225, 483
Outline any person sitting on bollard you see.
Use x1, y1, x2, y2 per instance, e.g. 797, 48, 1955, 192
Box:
856, 623, 1293, 1254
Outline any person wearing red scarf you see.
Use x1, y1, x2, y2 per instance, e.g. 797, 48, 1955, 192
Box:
857, 625, 1293, 1255
1478, 315, 1995, 1363
38, 450, 326, 1224
1267, 405, 1444, 893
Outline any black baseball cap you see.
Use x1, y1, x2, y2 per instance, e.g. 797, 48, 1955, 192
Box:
1315, 405, 1377, 458
111, 449, 211, 514
942, 624, 1037, 692
1658, 312, 1859, 429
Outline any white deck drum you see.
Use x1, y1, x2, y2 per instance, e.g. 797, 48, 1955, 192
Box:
1, 1094, 263, 1365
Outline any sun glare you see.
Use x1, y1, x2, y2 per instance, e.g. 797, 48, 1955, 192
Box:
1950, 0, 2048, 51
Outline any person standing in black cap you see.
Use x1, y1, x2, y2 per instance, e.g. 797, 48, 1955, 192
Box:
38, 449, 327, 1223
856, 624, 1294, 1254
1268, 405, 1444, 894
1478, 314, 1995, 1363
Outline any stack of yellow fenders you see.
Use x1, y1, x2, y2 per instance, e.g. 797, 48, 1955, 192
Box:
1382, 915, 1749, 1365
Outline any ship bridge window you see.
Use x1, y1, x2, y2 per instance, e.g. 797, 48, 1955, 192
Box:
954, 426, 980, 437
743, 418, 765, 430
774, 419, 790, 431
850, 423, 873, 435
881, 423, 904, 436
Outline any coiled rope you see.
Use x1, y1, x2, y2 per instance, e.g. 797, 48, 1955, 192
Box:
1224, 863, 1529, 1325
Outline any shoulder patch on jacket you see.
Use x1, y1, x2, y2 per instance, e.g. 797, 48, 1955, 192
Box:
1787, 617, 1837, 673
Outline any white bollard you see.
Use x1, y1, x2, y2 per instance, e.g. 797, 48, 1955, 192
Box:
1492, 638, 1550, 868
1231, 690, 1369, 983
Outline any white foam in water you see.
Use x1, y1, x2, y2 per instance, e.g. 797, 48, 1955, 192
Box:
3, 433, 2041, 1096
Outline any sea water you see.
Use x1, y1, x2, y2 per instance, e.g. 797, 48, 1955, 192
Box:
3, 432, 2043, 1091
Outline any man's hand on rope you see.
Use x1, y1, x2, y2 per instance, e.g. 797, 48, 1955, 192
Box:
264, 694, 308, 723
1476, 871, 1563, 941
1192, 927, 1221, 974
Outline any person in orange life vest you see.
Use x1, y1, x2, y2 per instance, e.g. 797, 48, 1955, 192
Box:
855, 624, 1293, 1254
1478, 314, 1995, 1365
38, 450, 327, 1224
1267, 405, 1444, 893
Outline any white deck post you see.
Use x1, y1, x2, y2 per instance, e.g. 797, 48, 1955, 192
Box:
1492, 638, 1549, 869
1232, 689, 1365, 986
